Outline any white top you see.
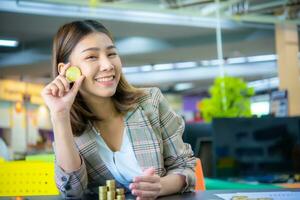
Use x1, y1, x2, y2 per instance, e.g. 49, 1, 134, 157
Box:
93, 127, 143, 189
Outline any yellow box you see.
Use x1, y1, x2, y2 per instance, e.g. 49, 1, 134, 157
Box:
0, 161, 59, 196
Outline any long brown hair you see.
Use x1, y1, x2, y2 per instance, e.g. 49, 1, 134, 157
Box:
52, 20, 144, 136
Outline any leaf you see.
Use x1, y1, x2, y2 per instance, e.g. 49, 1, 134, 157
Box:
201, 76, 254, 122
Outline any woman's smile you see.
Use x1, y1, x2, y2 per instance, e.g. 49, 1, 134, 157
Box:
94, 75, 116, 87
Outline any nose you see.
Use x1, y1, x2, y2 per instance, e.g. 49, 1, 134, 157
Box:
99, 56, 114, 71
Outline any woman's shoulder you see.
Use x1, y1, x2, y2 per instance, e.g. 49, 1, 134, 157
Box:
137, 87, 162, 104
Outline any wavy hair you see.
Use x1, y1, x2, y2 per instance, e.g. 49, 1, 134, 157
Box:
52, 20, 144, 136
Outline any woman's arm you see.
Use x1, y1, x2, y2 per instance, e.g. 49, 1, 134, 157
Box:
159, 174, 186, 196
41, 63, 87, 198
51, 111, 81, 172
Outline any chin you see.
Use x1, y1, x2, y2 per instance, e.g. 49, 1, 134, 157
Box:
96, 88, 116, 98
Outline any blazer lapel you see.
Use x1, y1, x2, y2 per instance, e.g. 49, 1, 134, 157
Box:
125, 106, 163, 173
74, 127, 114, 185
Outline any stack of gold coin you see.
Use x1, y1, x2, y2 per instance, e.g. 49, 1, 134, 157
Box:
107, 191, 115, 200
99, 186, 107, 200
116, 188, 125, 200
99, 180, 127, 200
106, 180, 116, 200
106, 180, 116, 191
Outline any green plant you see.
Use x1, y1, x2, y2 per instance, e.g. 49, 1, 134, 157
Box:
200, 76, 255, 122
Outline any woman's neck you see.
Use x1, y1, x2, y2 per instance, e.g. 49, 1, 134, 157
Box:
83, 95, 119, 121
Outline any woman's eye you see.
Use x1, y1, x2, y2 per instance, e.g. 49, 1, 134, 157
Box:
86, 56, 97, 60
108, 52, 117, 57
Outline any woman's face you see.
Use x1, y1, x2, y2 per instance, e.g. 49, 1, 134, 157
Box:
69, 32, 122, 99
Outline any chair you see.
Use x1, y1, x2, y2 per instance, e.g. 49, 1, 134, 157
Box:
195, 158, 206, 191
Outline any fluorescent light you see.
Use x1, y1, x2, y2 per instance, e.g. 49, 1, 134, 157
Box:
153, 63, 174, 71
0, 39, 18, 47
175, 61, 197, 69
174, 83, 194, 91
140, 65, 152, 72
210, 59, 223, 66
227, 57, 247, 64
247, 54, 277, 62
122, 66, 140, 74
200, 60, 211, 66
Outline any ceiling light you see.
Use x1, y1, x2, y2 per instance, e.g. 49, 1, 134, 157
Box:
227, 57, 247, 64
200, 60, 211, 66
175, 62, 197, 69
153, 63, 174, 71
0, 39, 18, 47
122, 67, 140, 74
174, 83, 194, 91
140, 65, 152, 72
247, 54, 277, 62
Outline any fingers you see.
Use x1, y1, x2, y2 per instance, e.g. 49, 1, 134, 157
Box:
57, 75, 70, 92
130, 181, 161, 191
132, 189, 158, 199
51, 76, 70, 97
42, 75, 71, 97
70, 75, 85, 94
131, 173, 161, 200
142, 167, 155, 176
134, 175, 159, 183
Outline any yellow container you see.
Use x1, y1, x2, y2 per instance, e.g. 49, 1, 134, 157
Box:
0, 161, 59, 196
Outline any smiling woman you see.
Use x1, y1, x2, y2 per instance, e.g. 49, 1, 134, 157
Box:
41, 20, 196, 200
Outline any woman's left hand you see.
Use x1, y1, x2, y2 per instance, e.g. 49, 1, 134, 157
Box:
130, 167, 162, 200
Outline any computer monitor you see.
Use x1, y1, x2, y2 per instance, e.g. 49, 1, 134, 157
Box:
212, 117, 300, 181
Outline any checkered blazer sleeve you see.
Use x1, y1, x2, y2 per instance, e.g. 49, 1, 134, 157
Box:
53, 144, 88, 198
151, 87, 196, 192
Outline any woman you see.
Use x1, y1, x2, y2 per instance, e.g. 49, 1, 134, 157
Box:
41, 20, 196, 199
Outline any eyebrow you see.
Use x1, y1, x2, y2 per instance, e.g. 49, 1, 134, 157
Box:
81, 45, 116, 53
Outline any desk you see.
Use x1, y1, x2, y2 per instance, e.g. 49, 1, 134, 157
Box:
1, 189, 300, 200
159, 188, 300, 199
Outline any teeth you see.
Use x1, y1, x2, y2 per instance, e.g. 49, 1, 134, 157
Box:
96, 76, 114, 82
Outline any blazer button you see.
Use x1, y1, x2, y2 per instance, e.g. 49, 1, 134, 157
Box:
65, 184, 71, 190
61, 176, 67, 181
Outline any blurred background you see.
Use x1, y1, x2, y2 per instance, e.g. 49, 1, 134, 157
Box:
0, 0, 300, 191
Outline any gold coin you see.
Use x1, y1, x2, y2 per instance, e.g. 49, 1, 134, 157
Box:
99, 186, 107, 193
116, 194, 125, 200
116, 188, 124, 195
66, 66, 81, 82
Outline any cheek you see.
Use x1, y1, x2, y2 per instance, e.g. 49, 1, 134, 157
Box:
80, 65, 95, 77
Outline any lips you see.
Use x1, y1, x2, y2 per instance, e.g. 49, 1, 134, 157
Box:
95, 75, 115, 83
94, 75, 115, 87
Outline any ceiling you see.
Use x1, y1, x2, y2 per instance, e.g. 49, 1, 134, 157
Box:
0, 0, 299, 94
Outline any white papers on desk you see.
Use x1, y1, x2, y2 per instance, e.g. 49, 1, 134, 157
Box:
215, 191, 300, 200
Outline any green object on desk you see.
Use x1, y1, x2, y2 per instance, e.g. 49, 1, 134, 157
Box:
205, 178, 282, 190
25, 154, 55, 162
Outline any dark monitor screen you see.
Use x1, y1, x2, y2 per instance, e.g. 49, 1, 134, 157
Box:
212, 117, 300, 180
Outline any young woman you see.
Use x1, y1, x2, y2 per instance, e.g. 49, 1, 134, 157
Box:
41, 20, 196, 200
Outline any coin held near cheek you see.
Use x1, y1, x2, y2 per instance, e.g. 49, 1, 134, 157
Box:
66, 66, 82, 82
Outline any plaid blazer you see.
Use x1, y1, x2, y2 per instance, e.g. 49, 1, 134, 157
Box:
54, 87, 196, 199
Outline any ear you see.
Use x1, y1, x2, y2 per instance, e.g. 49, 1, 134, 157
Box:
57, 63, 65, 75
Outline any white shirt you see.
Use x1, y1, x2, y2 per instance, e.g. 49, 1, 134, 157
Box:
93, 127, 143, 189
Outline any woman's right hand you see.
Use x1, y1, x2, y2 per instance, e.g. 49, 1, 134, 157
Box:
41, 63, 85, 116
